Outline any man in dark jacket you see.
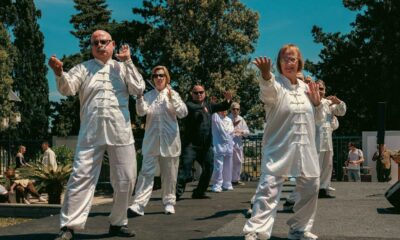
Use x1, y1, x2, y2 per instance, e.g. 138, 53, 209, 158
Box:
176, 85, 232, 199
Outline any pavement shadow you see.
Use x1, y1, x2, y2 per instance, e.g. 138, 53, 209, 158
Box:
195, 209, 247, 220
377, 207, 400, 214
190, 237, 286, 240
0, 233, 110, 240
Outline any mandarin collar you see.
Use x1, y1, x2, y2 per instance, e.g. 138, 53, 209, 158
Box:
94, 58, 113, 66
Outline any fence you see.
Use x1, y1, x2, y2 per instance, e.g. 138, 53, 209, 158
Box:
241, 135, 362, 181
1, 135, 362, 184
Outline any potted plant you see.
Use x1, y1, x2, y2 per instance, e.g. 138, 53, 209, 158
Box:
22, 164, 72, 204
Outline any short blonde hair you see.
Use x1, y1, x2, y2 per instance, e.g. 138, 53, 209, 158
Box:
276, 44, 304, 74
231, 102, 240, 110
152, 65, 170, 84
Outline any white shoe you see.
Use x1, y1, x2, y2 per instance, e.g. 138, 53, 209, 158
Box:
164, 204, 175, 215
257, 232, 270, 240
288, 229, 318, 240
328, 186, 336, 191
23, 198, 31, 204
38, 196, 46, 202
222, 186, 234, 191
244, 232, 257, 240
211, 186, 222, 193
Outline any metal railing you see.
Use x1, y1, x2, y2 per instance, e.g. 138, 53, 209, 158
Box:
241, 135, 362, 181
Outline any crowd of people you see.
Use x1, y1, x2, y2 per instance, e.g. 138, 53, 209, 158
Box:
0, 28, 388, 240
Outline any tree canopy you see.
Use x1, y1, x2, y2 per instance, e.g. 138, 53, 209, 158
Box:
306, 0, 400, 135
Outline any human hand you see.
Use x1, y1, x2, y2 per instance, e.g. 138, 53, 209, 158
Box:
252, 57, 272, 80
223, 91, 232, 102
115, 44, 131, 62
48, 55, 63, 76
326, 95, 341, 105
166, 84, 172, 98
307, 82, 321, 106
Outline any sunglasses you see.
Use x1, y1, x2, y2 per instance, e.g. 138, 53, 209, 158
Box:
91, 39, 112, 46
192, 91, 204, 95
152, 74, 165, 78
232, 108, 240, 111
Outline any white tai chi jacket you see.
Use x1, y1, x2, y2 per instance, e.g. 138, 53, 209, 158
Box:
136, 88, 188, 157
316, 98, 346, 152
229, 114, 250, 150
259, 74, 324, 177
42, 148, 57, 171
212, 113, 234, 155
56, 58, 145, 147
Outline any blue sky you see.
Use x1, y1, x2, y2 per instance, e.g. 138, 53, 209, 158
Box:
34, 0, 357, 102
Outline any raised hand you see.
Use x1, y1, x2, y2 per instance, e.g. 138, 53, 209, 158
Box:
223, 91, 232, 102
48, 55, 63, 77
166, 84, 172, 98
115, 44, 131, 62
252, 57, 272, 80
326, 95, 342, 105
307, 82, 321, 106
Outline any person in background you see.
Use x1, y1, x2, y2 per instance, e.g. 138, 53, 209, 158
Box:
243, 44, 324, 240
42, 141, 58, 171
229, 102, 250, 186
15, 145, 31, 169
48, 29, 145, 240
345, 142, 364, 182
176, 85, 232, 200
128, 65, 187, 216
210, 110, 234, 192
372, 144, 394, 182
315, 80, 346, 198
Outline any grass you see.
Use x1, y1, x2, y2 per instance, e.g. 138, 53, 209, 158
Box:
0, 217, 31, 228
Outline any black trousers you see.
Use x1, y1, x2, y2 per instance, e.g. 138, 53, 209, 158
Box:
176, 144, 214, 198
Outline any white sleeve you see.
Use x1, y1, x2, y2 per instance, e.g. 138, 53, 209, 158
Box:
169, 90, 188, 119
259, 73, 278, 106
56, 64, 84, 96
123, 60, 146, 96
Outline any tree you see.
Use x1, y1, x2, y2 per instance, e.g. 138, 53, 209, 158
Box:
0, 23, 16, 132
12, 0, 49, 139
131, 0, 261, 129
306, 0, 400, 135
70, 0, 112, 55
50, 0, 112, 136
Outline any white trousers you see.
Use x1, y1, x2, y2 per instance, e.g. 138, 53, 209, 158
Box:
243, 174, 319, 236
318, 151, 333, 189
232, 146, 244, 182
60, 144, 137, 230
211, 152, 233, 189
130, 156, 179, 211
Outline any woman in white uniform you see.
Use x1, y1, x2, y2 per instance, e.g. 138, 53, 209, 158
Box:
128, 66, 188, 216
243, 44, 324, 240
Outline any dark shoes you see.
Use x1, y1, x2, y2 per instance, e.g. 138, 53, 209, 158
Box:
318, 189, 335, 198
192, 191, 211, 199
109, 225, 136, 237
232, 181, 245, 186
54, 227, 74, 240
283, 200, 294, 213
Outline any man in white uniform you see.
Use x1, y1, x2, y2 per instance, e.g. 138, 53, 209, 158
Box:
228, 102, 250, 185
41, 141, 58, 171
315, 80, 346, 198
48, 30, 145, 240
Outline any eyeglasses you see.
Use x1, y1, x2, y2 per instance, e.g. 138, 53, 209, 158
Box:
192, 91, 204, 95
91, 39, 112, 46
232, 108, 240, 111
280, 56, 298, 64
152, 74, 165, 79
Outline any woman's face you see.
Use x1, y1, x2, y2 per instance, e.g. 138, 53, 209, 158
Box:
280, 49, 299, 80
153, 69, 167, 91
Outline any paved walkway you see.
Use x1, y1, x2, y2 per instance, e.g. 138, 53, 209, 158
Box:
0, 181, 399, 240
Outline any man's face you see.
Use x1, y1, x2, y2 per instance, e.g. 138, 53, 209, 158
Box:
41, 143, 48, 151
91, 30, 115, 63
191, 85, 206, 103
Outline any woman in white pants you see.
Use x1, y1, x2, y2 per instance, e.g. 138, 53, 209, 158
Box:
128, 66, 188, 216
243, 44, 324, 240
